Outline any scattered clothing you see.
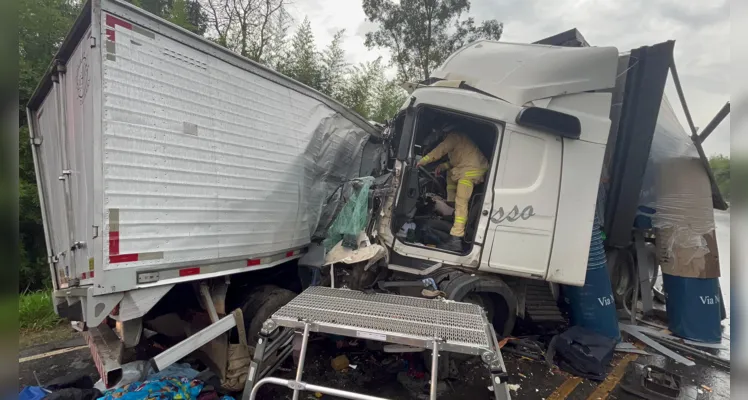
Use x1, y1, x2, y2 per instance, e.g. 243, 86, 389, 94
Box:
97, 376, 234, 400
98, 377, 198, 400
146, 363, 200, 381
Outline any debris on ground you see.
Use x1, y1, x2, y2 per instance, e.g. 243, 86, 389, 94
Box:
615, 342, 652, 355
620, 363, 698, 400
506, 383, 521, 392
331, 354, 350, 371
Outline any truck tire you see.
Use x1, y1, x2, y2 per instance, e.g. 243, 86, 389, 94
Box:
425, 272, 517, 378
240, 285, 297, 345
441, 273, 517, 336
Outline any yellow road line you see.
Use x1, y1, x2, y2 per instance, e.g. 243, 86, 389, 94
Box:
547, 376, 584, 400
586, 353, 639, 400
19, 345, 89, 363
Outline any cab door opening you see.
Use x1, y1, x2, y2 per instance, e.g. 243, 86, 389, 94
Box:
391, 106, 500, 255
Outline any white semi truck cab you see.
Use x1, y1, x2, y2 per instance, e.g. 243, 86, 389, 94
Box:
374, 41, 619, 287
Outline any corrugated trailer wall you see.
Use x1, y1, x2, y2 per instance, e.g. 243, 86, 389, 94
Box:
28, 0, 377, 296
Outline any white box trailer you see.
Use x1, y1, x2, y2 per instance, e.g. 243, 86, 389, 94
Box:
27, 0, 377, 328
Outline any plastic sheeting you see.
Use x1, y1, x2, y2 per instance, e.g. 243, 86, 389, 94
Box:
305, 115, 372, 241
322, 177, 375, 250
638, 95, 715, 262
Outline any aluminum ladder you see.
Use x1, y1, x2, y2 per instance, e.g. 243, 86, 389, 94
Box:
242, 286, 511, 400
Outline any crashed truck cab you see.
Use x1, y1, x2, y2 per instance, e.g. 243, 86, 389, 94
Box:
370, 41, 620, 286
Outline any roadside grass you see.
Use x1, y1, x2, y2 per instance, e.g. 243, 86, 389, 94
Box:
20, 291, 61, 331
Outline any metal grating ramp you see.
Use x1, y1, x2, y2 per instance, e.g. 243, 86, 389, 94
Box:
272, 286, 492, 350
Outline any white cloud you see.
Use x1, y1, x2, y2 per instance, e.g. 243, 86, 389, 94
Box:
292, 0, 730, 155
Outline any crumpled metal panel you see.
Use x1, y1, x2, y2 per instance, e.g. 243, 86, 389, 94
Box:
101, 19, 368, 270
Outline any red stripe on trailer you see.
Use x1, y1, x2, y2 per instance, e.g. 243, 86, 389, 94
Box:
286, 251, 295, 257
247, 258, 261, 266
90, 271, 95, 278
105, 14, 132, 29
110, 254, 138, 263
179, 267, 200, 277
105, 14, 132, 42
109, 231, 120, 255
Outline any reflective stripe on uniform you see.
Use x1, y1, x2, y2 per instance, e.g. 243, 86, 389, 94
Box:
421, 155, 431, 163
458, 179, 473, 187
447, 183, 457, 189
464, 169, 486, 177
454, 216, 467, 224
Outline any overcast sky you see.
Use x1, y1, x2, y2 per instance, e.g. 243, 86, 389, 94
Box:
286, 0, 730, 157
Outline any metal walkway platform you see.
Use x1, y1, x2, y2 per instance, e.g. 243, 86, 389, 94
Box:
243, 286, 511, 400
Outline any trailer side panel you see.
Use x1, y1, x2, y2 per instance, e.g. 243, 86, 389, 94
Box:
94, 6, 370, 293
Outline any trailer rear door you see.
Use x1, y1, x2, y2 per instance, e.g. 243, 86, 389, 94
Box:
32, 83, 74, 287
62, 27, 97, 283
30, 27, 97, 287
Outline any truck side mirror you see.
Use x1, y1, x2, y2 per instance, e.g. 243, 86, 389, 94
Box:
516, 107, 581, 139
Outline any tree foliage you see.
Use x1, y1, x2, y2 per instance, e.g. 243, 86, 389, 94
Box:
129, 0, 207, 34
709, 154, 730, 201
283, 17, 322, 90
19, 0, 81, 120
272, 19, 406, 121
200, 0, 288, 62
362, 0, 502, 82
320, 30, 347, 100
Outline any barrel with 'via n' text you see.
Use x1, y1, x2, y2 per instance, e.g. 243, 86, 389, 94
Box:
662, 273, 722, 343
561, 216, 621, 342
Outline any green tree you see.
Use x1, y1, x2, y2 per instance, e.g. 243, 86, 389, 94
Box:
284, 17, 322, 90
709, 154, 730, 201
370, 79, 407, 123
19, 127, 47, 291
128, 0, 206, 34
320, 30, 347, 100
362, 0, 503, 82
340, 58, 384, 118
260, 9, 291, 70
19, 0, 81, 119
200, 0, 287, 60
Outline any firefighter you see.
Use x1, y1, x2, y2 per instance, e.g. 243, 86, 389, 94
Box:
416, 124, 489, 252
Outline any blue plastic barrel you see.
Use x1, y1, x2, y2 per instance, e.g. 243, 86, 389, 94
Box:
562, 215, 621, 342
662, 273, 722, 343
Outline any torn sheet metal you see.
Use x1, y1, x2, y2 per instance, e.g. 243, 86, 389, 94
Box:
620, 324, 695, 366
615, 342, 652, 356
624, 324, 726, 350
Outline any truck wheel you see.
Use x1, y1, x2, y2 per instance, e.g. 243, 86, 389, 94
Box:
240, 285, 297, 345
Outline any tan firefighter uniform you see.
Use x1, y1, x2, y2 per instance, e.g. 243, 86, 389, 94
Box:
417, 132, 489, 237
